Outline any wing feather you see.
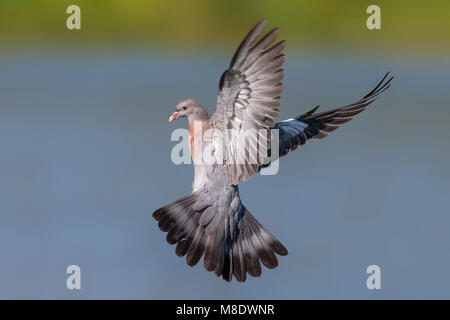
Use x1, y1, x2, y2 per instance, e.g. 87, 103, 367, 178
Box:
270, 73, 393, 160
211, 19, 285, 184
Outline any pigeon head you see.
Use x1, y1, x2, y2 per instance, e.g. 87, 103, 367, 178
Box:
169, 98, 209, 122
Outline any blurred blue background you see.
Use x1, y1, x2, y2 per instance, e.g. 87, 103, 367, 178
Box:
0, 1, 449, 299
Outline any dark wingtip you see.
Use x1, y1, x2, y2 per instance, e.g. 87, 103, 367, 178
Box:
297, 105, 320, 119
275, 244, 289, 256
229, 19, 268, 68
257, 18, 268, 26
152, 208, 162, 220
363, 71, 394, 100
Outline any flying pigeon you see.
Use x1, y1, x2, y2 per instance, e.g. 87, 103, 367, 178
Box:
153, 19, 393, 282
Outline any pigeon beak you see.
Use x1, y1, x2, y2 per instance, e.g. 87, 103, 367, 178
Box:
169, 112, 179, 122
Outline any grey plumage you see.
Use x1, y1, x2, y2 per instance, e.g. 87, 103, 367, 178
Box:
212, 19, 285, 185
152, 19, 393, 282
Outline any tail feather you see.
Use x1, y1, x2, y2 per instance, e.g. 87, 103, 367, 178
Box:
175, 236, 192, 257
166, 208, 197, 244
204, 213, 225, 273
154, 194, 196, 232
252, 214, 288, 256
222, 239, 234, 281
152, 191, 288, 282
198, 207, 215, 226
186, 226, 206, 266
241, 211, 279, 269
175, 221, 199, 257
153, 193, 201, 258
232, 233, 247, 281
240, 227, 262, 277
221, 217, 234, 281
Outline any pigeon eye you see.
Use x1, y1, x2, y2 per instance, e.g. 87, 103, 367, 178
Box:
182, 106, 187, 110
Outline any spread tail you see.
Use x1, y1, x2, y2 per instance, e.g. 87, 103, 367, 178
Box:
153, 191, 288, 282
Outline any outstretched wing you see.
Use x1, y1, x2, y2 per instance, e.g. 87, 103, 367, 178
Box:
210, 19, 285, 185
272, 73, 393, 158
